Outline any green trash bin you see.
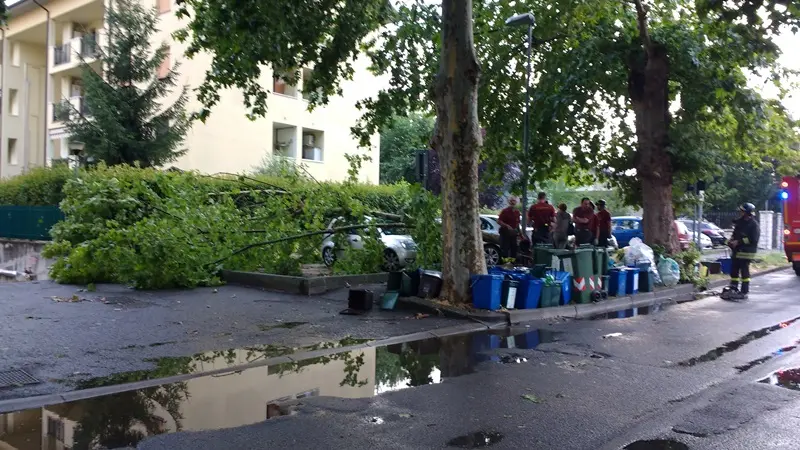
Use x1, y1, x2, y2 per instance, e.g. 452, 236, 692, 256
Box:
534, 244, 555, 266
540, 282, 562, 308
568, 248, 596, 304
593, 247, 609, 277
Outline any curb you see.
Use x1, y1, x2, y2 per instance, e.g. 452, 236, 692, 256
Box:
707, 265, 791, 290
0, 321, 491, 414
221, 270, 388, 295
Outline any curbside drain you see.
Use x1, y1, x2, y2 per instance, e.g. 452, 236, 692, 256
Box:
0, 369, 41, 389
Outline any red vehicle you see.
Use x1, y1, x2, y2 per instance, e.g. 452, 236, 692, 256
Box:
781, 176, 800, 276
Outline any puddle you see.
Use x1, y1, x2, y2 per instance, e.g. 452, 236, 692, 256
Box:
447, 430, 504, 448
623, 439, 689, 450
1, 328, 556, 449
678, 316, 800, 367
759, 367, 800, 391
591, 304, 668, 320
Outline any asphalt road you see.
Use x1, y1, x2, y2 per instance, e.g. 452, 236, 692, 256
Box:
128, 269, 800, 450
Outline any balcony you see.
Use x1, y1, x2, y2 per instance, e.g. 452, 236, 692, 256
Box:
51, 32, 103, 71
51, 96, 90, 123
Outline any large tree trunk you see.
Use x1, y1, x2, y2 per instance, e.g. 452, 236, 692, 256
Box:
629, 0, 680, 254
431, 0, 486, 304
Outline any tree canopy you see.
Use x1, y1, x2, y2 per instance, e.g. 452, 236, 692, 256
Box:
66, 0, 190, 168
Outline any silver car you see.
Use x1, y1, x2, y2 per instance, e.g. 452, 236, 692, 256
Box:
321, 217, 417, 271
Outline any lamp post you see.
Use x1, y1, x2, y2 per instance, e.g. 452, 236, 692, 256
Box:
68, 140, 86, 177
506, 12, 535, 233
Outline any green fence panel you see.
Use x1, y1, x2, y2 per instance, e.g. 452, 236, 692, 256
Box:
0, 205, 64, 240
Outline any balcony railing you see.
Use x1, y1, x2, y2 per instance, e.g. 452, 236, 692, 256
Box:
52, 97, 91, 122
80, 33, 99, 58
53, 43, 71, 66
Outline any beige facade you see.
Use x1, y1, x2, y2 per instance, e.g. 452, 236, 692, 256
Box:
0, 0, 382, 182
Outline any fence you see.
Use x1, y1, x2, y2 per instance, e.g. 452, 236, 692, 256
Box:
705, 211, 740, 229
0, 206, 64, 240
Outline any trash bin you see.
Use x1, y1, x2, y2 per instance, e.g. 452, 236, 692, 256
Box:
625, 268, 640, 295
418, 270, 443, 299
471, 274, 503, 310
530, 264, 549, 278
607, 268, 627, 297
387, 271, 404, 291
401, 270, 420, 297
501, 277, 520, 309
569, 248, 596, 304
534, 244, 555, 266
718, 258, 732, 275
515, 277, 543, 309
540, 282, 562, 308
594, 248, 609, 276
553, 271, 572, 305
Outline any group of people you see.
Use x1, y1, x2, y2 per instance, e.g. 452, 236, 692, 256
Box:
497, 193, 613, 259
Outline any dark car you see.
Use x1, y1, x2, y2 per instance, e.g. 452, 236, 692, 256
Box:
679, 219, 727, 247
480, 215, 533, 266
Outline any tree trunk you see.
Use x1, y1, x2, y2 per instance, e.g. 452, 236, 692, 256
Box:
431, 0, 486, 304
629, 0, 680, 254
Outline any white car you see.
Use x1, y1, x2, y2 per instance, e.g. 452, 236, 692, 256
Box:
690, 230, 713, 249
321, 217, 417, 271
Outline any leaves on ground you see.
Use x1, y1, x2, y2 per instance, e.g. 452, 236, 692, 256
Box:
521, 393, 543, 404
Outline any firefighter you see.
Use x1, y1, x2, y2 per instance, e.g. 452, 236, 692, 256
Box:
596, 199, 612, 248
572, 198, 596, 246
721, 203, 760, 301
528, 192, 556, 245
497, 196, 523, 261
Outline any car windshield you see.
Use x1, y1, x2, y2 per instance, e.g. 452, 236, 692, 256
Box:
703, 221, 722, 231
380, 226, 409, 236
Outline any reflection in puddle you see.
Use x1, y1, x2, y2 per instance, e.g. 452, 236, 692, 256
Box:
759, 367, 800, 391
591, 305, 668, 320
446, 430, 504, 448
623, 439, 689, 450
0, 329, 556, 449
735, 342, 799, 373
678, 316, 800, 367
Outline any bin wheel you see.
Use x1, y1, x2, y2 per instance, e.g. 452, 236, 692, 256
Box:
592, 291, 603, 303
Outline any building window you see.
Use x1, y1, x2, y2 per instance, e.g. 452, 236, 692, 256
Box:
158, 49, 171, 79
9, 89, 19, 116
273, 123, 297, 158
301, 128, 324, 162
11, 42, 20, 67
273, 70, 298, 97
158, 0, 171, 14
8, 139, 18, 165
47, 416, 65, 441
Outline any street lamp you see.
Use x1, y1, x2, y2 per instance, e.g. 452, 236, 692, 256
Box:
506, 12, 535, 233
68, 140, 86, 177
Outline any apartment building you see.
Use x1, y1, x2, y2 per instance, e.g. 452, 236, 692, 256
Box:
0, 0, 382, 182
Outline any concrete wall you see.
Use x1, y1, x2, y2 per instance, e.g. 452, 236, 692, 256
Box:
0, 238, 51, 281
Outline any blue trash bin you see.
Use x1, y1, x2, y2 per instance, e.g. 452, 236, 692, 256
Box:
471, 274, 503, 310
515, 277, 543, 309
718, 258, 732, 275
625, 268, 640, 295
607, 268, 627, 297
553, 271, 572, 305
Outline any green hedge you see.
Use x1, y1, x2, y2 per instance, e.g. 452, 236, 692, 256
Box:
0, 166, 73, 206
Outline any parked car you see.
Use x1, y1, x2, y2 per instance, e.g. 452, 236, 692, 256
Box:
321, 217, 417, 271
678, 219, 727, 247
611, 216, 702, 250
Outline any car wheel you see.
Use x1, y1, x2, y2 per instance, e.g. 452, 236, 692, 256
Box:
384, 249, 401, 272
484, 245, 501, 266
322, 247, 336, 267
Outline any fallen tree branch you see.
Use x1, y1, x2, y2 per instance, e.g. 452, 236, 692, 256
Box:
210, 222, 412, 267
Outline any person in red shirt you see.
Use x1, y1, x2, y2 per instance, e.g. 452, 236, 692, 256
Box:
596, 199, 612, 247
497, 196, 523, 260
572, 197, 595, 246
527, 192, 556, 245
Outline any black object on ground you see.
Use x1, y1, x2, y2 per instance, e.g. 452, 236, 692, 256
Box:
446, 430, 504, 448
341, 289, 375, 315
622, 439, 689, 450
418, 270, 443, 299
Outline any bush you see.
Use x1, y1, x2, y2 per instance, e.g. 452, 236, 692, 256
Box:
39, 165, 420, 289
0, 166, 72, 206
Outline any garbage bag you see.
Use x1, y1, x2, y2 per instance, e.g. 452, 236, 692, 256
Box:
623, 238, 661, 285
658, 257, 680, 287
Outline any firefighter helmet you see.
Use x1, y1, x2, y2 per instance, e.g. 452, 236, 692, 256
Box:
739, 203, 756, 215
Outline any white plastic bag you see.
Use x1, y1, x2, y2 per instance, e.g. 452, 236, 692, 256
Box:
623, 238, 661, 284
658, 257, 680, 287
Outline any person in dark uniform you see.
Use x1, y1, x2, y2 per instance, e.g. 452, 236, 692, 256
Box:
572, 198, 595, 246
497, 196, 522, 261
722, 203, 760, 301
596, 200, 612, 248
527, 192, 556, 245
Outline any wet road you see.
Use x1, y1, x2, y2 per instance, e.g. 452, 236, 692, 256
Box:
2, 270, 800, 449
